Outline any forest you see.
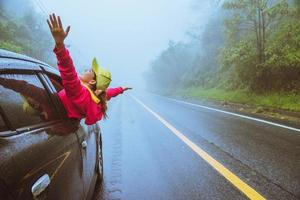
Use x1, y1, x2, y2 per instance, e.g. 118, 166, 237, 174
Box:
0, 0, 55, 65
145, 0, 300, 111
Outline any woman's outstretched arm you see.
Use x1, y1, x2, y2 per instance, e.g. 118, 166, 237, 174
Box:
106, 87, 132, 101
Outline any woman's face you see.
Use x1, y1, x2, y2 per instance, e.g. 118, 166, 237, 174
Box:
79, 68, 95, 83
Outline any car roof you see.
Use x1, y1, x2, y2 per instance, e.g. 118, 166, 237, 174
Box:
0, 49, 59, 76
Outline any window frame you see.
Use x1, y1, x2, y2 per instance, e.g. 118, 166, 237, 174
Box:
37, 71, 66, 119
38, 70, 69, 120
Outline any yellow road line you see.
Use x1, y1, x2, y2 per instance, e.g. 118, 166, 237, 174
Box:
132, 96, 266, 200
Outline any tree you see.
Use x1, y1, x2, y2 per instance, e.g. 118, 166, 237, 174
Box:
223, 0, 288, 64
145, 41, 198, 93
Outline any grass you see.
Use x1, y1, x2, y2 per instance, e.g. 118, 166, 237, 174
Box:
176, 87, 300, 112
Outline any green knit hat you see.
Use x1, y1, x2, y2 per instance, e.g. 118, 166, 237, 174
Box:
92, 58, 112, 90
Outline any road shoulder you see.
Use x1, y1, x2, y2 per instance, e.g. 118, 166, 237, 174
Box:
170, 95, 300, 130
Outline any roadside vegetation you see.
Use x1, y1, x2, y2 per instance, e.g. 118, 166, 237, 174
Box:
145, 0, 300, 112
0, 0, 55, 65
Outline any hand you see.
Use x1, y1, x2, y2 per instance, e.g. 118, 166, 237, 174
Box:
47, 13, 70, 48
122, 87, 133, 91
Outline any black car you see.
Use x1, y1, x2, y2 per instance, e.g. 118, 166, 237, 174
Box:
0, 49, 103, 200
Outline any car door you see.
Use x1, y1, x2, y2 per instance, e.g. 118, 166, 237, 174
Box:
44, 71, 99, 199
0, 68, 85, 200
77, 121, 98, 199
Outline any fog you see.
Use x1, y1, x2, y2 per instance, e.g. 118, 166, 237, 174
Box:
31, 0, 217, 89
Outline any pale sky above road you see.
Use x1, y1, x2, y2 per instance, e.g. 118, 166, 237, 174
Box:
34, 0, 215, 88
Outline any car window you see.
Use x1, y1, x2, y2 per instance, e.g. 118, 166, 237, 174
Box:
0, 73, 59, 130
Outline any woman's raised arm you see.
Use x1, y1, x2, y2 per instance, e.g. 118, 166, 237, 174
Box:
47, 14, 84, 100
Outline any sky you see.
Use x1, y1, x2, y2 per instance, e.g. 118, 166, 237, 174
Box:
33, 0, 215, 88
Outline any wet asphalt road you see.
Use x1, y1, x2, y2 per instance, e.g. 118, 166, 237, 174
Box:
93, 92, 300, 200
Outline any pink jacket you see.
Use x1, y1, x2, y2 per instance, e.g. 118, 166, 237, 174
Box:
54, 46, 124, 125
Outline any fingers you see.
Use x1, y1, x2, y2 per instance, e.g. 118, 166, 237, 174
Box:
47, 19, 52, 30
49, 14, 58, 28
123, 87, 133, 91
65, 26, 71, 37
58, 16, 63, 28
49, 14, 54, 27
48, 13, 70, 41
52, 13, 58, 28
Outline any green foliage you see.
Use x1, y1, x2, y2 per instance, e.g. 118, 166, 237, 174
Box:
145, 41, 198, 92
296, 0, 300, 15
0, 1, 55, 66
145, 0, 300, 109
0, 40, 23, 53
219, 0, 299, 92
177, 87, 300, 112
260, 18, 300, 91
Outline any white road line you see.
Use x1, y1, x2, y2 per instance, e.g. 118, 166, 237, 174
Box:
158, 96, 300, 133
131, 95, 266, 200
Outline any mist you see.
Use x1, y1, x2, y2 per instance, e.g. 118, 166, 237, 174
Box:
31, 0, 216, 89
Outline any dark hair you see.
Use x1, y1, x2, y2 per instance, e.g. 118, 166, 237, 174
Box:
92, 72, 108, 119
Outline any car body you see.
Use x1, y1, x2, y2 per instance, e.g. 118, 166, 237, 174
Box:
0, 49, 103, 200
